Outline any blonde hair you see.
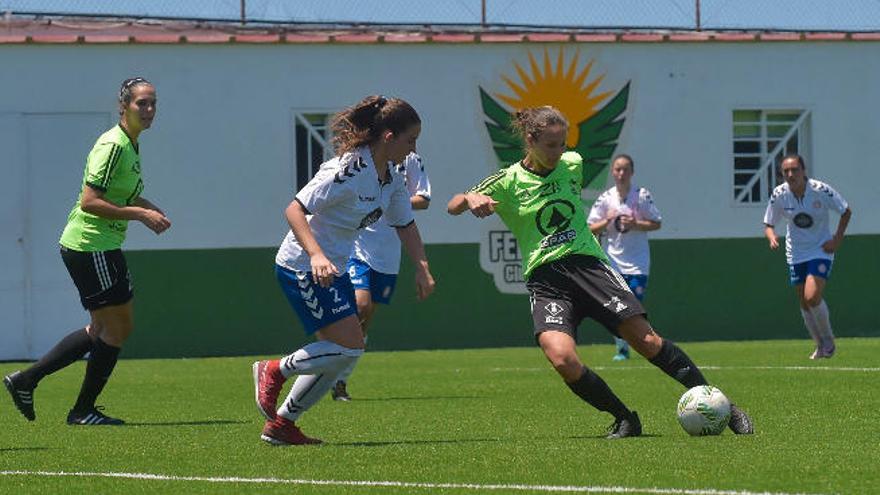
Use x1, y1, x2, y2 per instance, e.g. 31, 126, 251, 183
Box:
510, 106, 568, 147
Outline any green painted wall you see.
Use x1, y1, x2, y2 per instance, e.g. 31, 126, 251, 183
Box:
125, 235, 879, 358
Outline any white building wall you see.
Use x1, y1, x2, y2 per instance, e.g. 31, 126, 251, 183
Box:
1, 41, 878, 358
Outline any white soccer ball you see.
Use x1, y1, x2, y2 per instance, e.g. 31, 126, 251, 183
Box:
677, 385, 731, 436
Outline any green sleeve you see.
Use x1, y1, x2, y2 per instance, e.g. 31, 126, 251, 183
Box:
468, 169, 510, 203
85, 142, 123, 192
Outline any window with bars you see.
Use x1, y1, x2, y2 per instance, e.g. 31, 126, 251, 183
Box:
732, 109, 810, 204
294, 112, 334, 190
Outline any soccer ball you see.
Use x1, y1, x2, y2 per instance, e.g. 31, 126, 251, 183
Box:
676, 385, 731, 436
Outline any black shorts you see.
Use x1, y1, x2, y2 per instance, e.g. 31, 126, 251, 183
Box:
526, 254, 645, 340
60, 246, 134, 311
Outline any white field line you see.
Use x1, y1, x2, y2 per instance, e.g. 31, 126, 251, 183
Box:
490, 366, 880, 373
0, 470, 834, 495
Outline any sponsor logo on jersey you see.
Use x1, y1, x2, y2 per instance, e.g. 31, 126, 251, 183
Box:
358, 195, 376, 202
535, 181, 560, 197
358, 208, 383, 229
793, 212, 814, 228
539, 229, 577, 249
535, 200, 575, 236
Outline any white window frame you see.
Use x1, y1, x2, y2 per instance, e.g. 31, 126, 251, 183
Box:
292, 110, 335, 190
731, 108, 811, 206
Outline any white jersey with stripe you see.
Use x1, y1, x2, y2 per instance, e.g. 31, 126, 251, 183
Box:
351, 152, 431, 274
587, 185, 662, 275
276, 146, 415, 273
763, 178, 848, 265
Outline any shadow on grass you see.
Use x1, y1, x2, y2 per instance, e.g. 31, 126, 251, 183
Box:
332, 437, 501, 447
125, 419, 248, 427
0, 447, 50, 452
353, 395, 483, 402
569, 433, 663, 440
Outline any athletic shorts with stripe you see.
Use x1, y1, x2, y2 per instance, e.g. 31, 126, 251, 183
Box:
526, 254, 646, 340
60, 246, 134, 310
275, 264, 358, 335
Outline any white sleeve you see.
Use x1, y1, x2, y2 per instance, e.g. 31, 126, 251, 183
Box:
587, 193, 608, 224
763, 190, 782, 226
820, 182, 849, 214
638, 188, 662, 222
295, 158, 353, 215
405, 153, 432, 199
385, 176, 416, 228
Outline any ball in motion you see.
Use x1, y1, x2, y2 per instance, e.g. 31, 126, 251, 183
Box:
677, 385, 731, 436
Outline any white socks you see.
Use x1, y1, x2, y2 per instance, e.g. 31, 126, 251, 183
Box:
800, 307, 821, 345
276, 341, 363, 421
335, 336, 367, 384
278, 340, 362, 378
809, 299, 835, 344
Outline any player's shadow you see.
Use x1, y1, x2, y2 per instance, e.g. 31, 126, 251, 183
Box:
333, 437, 500, 447
124, 419, 248, 427
354, 395, 483, 402
569, 433, 662, 440
0, 447, 50, 452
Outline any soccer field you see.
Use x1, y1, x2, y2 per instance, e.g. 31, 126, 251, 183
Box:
1, 338, 877, 495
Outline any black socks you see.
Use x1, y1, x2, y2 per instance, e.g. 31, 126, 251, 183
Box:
73, 337, 121, 412
649, 339, 708, 388
566, 366, 631, 419
20, 328, 92, 387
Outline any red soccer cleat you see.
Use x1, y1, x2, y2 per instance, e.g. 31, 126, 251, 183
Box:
260, 416, 322, 446
252, 360, 284, 420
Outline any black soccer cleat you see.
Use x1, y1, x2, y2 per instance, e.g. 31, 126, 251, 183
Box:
607, 411, 642, 439
331, 380, 351, 402
728, 404, 754, 435
66, 406, 125, 426
4, 371, 36, 421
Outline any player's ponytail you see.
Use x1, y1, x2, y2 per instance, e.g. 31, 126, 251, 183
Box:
331, 95, 421, 155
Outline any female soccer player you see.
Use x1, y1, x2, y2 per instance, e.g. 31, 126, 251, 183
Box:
253, 95, 435, 445
448, 106, 752, 438
4, 77, 170, 425
588, 154, 662, 361
332, 152, 432, 401
764, 154, 852, 359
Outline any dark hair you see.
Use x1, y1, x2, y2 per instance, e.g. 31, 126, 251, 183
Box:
612, 153, 635, 171
510, 106, 568, 147
330, 95, 421, 155
781, 153, 806, 170
119, 77, 153, 105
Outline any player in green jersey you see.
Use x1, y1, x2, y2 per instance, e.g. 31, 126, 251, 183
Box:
4, 77, 170, 426
448, 106, 753, 438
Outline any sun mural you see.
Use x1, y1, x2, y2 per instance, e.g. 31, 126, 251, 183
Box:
480, 48, 631, 190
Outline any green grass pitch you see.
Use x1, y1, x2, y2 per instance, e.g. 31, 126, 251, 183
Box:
1, 338, 878, 494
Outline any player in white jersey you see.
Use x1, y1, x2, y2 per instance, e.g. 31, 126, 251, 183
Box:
331, 152, 432, 400
588, 154, 662, 361
253, 96, 435, 445
763, 155, 852, 359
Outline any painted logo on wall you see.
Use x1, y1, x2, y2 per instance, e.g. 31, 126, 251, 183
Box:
478, 48, 630, 294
